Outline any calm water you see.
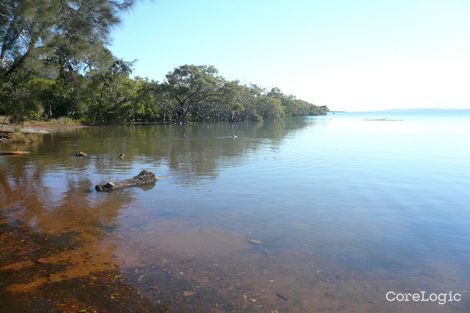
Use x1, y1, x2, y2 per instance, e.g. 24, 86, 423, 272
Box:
1, 111, 470, 312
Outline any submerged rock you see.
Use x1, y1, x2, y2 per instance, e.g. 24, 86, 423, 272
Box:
276, 292, 289, 301
183, 291, 195, 297
36, 257, 49, 264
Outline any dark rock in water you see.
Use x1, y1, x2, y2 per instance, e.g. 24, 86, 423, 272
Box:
276, 292, 289, 301
95, 170, 157, 192
75, 151, 88, 157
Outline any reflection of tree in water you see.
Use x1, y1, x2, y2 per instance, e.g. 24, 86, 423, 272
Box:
0, 162, 167, 312
0, 161, 277, 313
28, 118, 310, 178
0, 119, 316, 312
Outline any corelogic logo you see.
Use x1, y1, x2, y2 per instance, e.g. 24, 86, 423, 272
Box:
386, 291, 462, 305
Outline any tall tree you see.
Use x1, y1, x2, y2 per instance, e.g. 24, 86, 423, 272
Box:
0, 0, 134, 121
0, 0, 133, 80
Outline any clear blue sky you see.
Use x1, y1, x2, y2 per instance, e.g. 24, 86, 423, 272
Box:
111, 0, 470, 111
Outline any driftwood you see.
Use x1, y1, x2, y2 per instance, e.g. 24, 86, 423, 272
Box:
0, 151, 30, 155
95, 170, 157, 192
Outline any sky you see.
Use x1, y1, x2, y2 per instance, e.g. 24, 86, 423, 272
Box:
111, 0, 470, 111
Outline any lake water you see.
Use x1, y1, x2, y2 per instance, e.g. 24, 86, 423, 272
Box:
1, 111, 470, 312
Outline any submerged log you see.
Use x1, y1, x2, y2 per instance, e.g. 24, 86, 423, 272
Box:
0, 151, 30, 155
95, 170, 157, 192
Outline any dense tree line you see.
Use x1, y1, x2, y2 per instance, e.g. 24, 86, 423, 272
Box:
0, 1, 328, 124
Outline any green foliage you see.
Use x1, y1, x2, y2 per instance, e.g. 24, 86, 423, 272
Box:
0, 1, 328, 124
145, 66, 327, 123
0, 0, 133, 122
83, 60, 138, 122
164, 65, 222, 122
0, 0, 132, 79
9, 131, 41, 144
1, 77, 43, 124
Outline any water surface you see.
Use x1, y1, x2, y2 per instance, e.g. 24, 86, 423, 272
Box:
1, 112, 470, 312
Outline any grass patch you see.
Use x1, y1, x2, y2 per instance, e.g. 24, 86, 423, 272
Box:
53, 117, 81, 125
23, 117, 81, 126
9, 131, 42, 144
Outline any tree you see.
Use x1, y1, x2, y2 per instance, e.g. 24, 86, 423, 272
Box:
0, 0, 134, 122
164, 65, 222, 122
0, 1, 133, 80
2, 79, 44, 124
84, 59, 136, 123
257, 97, 285, 120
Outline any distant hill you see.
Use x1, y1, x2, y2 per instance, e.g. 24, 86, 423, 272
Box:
379, 108, 470, 114
332, 108, 470, 115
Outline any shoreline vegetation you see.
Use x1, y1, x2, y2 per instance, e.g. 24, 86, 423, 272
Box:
0, 63, 328, 127
0, 117, 83, 145
0, 2, 327, 131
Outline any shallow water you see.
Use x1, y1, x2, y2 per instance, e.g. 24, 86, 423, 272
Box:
1, 112, 470, 312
